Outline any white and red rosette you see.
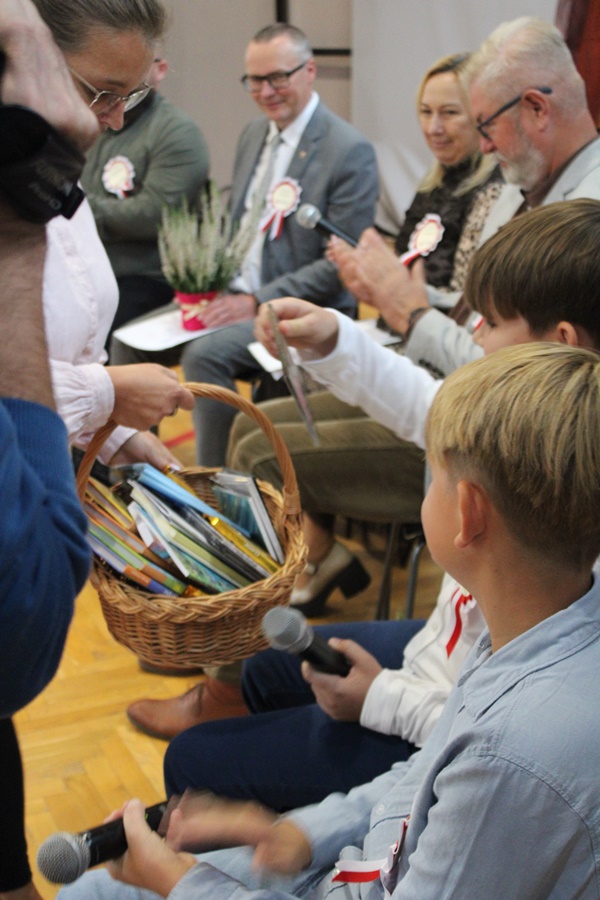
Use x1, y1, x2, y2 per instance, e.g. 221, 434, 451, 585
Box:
102, 155, 136, 198
399, 213, 445, 266
261, 178, 302, 240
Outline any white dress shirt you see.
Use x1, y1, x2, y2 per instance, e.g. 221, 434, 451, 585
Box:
232, 91, 320, 293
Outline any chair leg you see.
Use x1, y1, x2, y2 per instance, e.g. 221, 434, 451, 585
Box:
404, 535, 427, 620
375, 521, 400, 620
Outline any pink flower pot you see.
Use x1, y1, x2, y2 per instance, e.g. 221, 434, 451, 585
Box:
175, 290, 219, 330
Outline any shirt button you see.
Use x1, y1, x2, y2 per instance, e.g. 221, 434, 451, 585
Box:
374, 804, 386, 815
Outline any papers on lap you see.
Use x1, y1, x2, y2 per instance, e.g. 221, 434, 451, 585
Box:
112, 305, 228, 351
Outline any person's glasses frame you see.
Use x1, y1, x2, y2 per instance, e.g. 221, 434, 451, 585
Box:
476, 86, 553, 141
240, 60, 309, 93
69, 67, 151, 113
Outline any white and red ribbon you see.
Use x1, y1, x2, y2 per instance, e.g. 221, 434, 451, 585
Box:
261, 178, 301, 240
445, 586, 476, 657
333, 817, 409, 898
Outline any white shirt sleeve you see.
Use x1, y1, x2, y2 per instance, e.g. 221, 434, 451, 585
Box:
299, 312, 442, 450
360, 574, 486, 746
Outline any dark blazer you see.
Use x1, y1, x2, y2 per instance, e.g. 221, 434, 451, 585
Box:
229, 100, 379, 315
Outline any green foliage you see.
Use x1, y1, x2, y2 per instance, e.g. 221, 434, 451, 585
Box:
158, 181, 261, 293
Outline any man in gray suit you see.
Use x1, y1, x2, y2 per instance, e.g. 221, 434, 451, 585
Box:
184, 23, 378, 466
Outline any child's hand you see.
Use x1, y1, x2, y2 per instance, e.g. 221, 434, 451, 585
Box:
252, 819, 312, 875
165, 792, 277, 853
164, 792, 312, 877
255, 298, 340, 360
302, 639, 382, 721
106, 800, 196, 898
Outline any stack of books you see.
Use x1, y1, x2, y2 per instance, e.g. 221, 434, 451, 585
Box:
83, 464, 284, 598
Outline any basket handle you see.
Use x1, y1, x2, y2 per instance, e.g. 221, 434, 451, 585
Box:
75, 382, 303, 517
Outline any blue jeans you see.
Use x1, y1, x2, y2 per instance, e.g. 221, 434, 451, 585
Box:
164, 619, 424, 810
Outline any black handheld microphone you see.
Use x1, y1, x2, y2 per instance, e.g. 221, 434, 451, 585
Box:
296, 203, 358, 247
36, 800, 168, 883
262, 606, 351, 676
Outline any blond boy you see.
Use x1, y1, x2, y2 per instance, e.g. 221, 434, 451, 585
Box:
59, 343, 600, 900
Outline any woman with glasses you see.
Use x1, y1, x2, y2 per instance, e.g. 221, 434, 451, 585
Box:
1, 3, 195, 899
33, 0, 194, 471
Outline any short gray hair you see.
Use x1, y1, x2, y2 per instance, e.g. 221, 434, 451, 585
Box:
467, 16, 586, 113
31, 0, 166, 52
251, 23, 312, 62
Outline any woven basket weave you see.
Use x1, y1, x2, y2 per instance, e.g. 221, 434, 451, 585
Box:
76, 383, 307, 668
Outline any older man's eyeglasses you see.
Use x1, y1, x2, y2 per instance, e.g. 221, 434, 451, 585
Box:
70, 68, 151, 114
476, 86, 553, 141
241, 60, 308, 93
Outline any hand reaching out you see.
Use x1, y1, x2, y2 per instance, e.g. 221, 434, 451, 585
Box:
302, 638, 383, 721
108, 364, 195, 431
255, 297, 340, 360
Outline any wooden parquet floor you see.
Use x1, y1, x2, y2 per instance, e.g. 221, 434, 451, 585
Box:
15, 403, 443, 898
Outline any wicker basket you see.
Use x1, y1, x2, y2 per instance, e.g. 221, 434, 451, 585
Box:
75, 383, 307, 668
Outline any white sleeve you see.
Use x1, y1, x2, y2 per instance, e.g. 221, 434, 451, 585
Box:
360, 574, 486, 747
50, 358, 115, 443
51, 359, 136, 463
404, 308, 482, 377
299, 312, 442, 450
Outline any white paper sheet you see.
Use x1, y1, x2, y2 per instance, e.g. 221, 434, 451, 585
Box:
113, 307, 227, 351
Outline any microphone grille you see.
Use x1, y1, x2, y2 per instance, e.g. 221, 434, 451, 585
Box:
296, 204, 321, 230
262, 606, 311, 653
36, 832, 90, 884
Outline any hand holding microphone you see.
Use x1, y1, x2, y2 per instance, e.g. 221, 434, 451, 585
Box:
262, 607, 383, 721
36, 800, 168, 883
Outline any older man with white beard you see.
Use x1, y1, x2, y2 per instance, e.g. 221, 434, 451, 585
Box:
329, 15, 600, 378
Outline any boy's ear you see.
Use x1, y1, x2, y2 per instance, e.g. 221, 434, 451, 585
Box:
455, 480, 487, 549
551, 321, 585, 347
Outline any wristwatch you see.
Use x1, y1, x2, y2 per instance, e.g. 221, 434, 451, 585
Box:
0, 104, 85, 223
403, 305, 431, 340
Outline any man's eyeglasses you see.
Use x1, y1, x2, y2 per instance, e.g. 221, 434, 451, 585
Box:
240, 60, 308, 93
70, 68, 151, 114
476, 86, 553, 140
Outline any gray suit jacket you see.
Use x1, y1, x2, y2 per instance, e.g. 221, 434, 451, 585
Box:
230, 100, 379, 315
